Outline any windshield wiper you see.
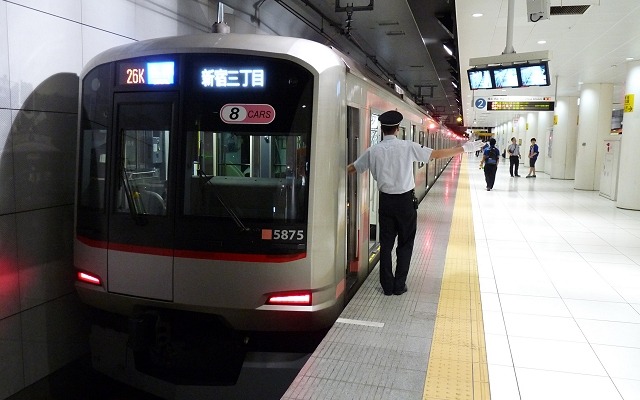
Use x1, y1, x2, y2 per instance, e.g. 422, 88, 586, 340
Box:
197, 169, 250, 232
120, 161, 147, 225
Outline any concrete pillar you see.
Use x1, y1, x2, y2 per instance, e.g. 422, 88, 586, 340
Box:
549, 97, 578, 179
575, 83, 614, 191
617, 61, 640, 210
526, 113, 540, 170
538, 112, 553, 174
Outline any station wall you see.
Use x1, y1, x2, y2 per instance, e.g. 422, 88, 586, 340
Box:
0, 1, 220, 398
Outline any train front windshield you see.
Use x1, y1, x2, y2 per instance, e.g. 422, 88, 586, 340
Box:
185, 131, 307, 222
77, 52, 313, 256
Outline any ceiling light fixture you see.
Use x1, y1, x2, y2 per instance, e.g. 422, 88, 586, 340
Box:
472, 13, 483, 17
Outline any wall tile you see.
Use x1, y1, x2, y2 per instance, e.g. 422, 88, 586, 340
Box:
17, 206, 75, 310
135, 0, 209, 40
0, 214, 19, 319
0, 109, 15, 215
0, 2, 9, 110
0, 314, 24, 399
21, 294, 90, 386
81, 0, 135, 39
11, 107, 78, 212
8, 0, 81, 21
7, 4, 82, 112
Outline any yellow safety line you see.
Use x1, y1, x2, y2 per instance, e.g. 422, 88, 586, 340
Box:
423, 161, 490, 400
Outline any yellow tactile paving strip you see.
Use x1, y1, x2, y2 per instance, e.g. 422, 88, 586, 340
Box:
423, 163, 490, 400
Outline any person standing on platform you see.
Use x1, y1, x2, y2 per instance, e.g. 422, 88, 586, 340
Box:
507, 137, 521, 177
347, 110, 483, 296
482, 138, 500, 191
526, 138, 539, 178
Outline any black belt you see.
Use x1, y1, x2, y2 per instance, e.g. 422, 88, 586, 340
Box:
380, 190, 413, 197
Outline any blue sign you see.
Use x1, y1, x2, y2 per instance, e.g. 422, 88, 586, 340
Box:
475, 98, 487, 109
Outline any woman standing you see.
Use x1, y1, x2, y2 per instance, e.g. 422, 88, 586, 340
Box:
526, 138, 539, 178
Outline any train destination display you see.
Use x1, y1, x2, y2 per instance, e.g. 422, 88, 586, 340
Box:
118, 60, 175, 85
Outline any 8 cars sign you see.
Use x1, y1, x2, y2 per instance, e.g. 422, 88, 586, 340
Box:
220, 103, 275, 124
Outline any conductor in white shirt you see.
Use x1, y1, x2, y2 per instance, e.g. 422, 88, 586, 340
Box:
347, 110, 483, 296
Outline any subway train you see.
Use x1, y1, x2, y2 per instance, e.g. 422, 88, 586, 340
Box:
73, 33, 458, 369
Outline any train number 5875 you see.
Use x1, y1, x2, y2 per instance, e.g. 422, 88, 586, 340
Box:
273, 229, 304, 241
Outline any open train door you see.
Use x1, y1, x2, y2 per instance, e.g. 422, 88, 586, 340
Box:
107, 92, 178, 301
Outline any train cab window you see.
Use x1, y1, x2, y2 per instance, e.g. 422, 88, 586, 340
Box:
115, 102, 172, 217
117, 129, 168, 216
185, 130, 308, 222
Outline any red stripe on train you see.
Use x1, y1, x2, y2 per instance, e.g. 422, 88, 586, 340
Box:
76, 235, 306, 263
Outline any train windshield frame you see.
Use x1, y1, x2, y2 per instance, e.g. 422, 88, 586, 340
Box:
77, 52, 314, 256
180, 54, 313, 254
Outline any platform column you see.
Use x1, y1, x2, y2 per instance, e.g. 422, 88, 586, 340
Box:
617, 61, 640, 210
526, 113, 540, 170
537, 111, 553, 173
550, 96, 578, 179
575, 83, 613, 191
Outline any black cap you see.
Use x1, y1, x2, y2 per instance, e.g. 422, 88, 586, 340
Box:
378, 110, 403, 127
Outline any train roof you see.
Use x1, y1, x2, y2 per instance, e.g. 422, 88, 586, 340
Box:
81, 33, 345, 78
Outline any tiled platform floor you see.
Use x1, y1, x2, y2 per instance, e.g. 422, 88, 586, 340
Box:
285, 152, 640, 400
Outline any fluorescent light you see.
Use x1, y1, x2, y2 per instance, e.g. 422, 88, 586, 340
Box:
443, 43, 453, 56
537, 40, 546, 44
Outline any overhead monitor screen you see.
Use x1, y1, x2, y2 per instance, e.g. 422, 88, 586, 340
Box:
520, 63, 550, 86
493, 67, 519, 88
468, 69, 492, 90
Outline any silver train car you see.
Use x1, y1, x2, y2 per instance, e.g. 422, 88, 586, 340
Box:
74, 33, 458, 338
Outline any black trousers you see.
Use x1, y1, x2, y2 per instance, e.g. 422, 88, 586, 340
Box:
484, 164, 497, 189
509, 156, 519, 176
378, 191, 417, 294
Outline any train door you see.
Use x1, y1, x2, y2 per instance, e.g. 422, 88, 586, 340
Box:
107, 92, 177, 301
346, 107, 360, 293
368, 112, 380, 243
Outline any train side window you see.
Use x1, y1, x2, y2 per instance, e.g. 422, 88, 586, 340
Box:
78, 63, 111, 212
78, 129, 107, 209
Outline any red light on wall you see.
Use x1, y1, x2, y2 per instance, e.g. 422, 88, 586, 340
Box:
266, 292, 312, 306
77, 271, 102, 286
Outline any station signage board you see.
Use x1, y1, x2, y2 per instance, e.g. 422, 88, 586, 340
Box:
475, 96, 555, 112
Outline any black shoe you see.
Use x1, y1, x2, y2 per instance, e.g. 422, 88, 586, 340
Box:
532, 175, 536, 178
393, 285, 408, 295
515, 175, 521, 177
383, 289, 393, 296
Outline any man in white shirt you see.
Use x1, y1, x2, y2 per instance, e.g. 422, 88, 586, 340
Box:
347, 110, 482, 295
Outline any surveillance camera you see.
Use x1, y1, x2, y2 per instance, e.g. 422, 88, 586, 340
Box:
527, 0, 550, 22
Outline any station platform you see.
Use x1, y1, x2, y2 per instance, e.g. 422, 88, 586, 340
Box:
284, 153, 640, 400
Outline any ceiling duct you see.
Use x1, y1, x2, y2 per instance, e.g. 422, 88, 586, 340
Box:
435, 13, 455, 39
550, 5, 590, 15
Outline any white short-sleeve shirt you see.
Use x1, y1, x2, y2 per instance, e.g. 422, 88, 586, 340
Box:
353, 135, 433, 194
